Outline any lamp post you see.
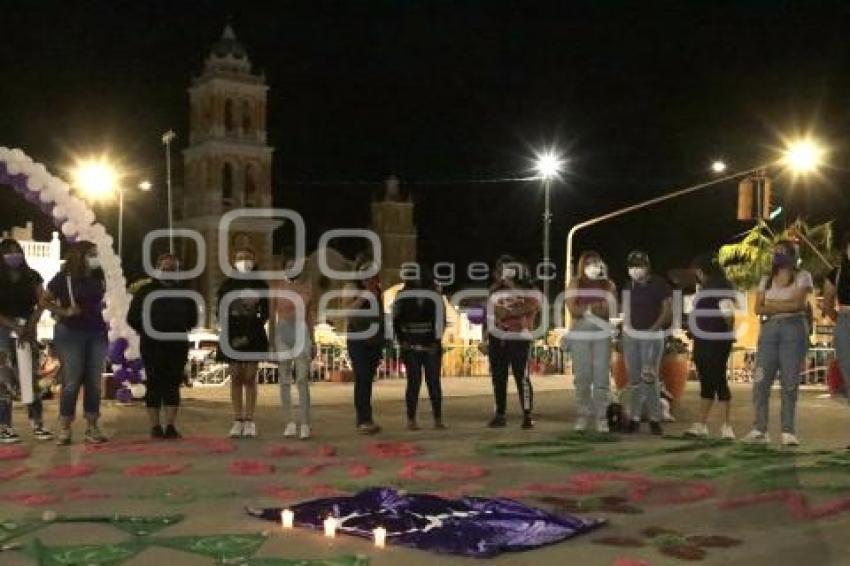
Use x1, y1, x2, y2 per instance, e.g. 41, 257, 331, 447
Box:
534, 149, 564, 330
162, 130, 177, 254
117, 180, 153, 258
563, 138, 825, 290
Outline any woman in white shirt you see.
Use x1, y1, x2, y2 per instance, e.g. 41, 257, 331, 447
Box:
745, 241, 812, 447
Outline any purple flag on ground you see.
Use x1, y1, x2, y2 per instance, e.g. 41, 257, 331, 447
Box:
247, 487, 605, 558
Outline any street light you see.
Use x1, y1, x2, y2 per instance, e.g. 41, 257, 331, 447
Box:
138, 180, 152, 192
72, 158, 119, 200
711, 160, 727, 174
534, 148, 564, 331
564, 136, 827, 296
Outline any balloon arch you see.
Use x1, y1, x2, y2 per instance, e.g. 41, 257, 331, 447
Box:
0, 147, 143, 402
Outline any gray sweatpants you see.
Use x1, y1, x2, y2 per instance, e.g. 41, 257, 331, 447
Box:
276, 321, 312, 426
753, 316, 808, 434
567, 317, 612, 421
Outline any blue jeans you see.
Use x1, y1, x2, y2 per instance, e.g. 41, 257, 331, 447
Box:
53, 323, 107, 422
0, 328, 43, 427
753, 316, 808, 433
835, 313, 850, 399
622, 333, 664, 422
567, 317, 612, 421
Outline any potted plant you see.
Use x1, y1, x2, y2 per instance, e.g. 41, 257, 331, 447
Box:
660, 336, 690, 400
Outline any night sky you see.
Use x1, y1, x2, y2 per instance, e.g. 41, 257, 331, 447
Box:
1, 0, 849, 289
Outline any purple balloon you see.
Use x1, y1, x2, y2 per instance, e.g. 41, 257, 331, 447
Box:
466, 305, 486, 325
116, 387, 133, 403
125, 368, 143, 384
24, 190, 39, 204
113, 366, 131, 382
127, 358, 144, 371
108, 338, 129, 364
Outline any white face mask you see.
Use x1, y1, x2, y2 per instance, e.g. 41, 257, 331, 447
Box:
501, 267, 517, 280
584, 263, 603, 280
86, 256, 101, 270
628, 267, 648, 281
235, 260, 254, 273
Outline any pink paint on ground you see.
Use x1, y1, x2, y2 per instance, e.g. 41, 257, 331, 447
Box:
313, 445, 337, 458
612, 558, 652, 566
0, 465, 29, 480
719, 490, 850, 520
368, 442, 422, 459
2, 492, 60, 506
398, 460, 488, 482
64, 486, 110, 501
39, 463, 97, 480
125, 463, 189, 477
229, 459, 275, 476
0, 446, 29, 461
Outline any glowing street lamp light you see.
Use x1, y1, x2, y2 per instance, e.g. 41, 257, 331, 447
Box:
138, 180, 153, 192
711, 160, 727, 174
783, 138, 825, 174
534, 150, 564, 181
72, 158, 119, 200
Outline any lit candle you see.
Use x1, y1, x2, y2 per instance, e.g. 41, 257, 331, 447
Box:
323, 516, 337, 538
280, 509, 294, 529
373, 526, 387, 548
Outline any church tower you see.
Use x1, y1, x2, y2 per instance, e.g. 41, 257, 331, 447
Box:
181, 25, 280, 325
370, 176, 417, 289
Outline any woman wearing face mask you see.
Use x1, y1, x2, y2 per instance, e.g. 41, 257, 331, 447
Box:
745, 241, 812, 446
564, 251, 616, 433
0, 239, 53, 443
45, 241, 108, 445
823, 233, 850, 405
216, 248, 269, 438
622, 250, 672, 436
127, 253, 198, 439
686, 254, 737, 440
484, 255, 540, 430
393, 265, 447, 430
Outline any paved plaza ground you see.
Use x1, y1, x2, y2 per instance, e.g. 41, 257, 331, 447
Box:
2, 376, 850, 565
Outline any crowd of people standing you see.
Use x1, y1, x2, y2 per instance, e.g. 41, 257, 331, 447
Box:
0, 235, 842, 449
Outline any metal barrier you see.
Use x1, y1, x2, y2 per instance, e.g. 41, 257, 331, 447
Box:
728, 346, 835, 385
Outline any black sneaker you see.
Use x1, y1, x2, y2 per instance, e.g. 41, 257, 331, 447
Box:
0, 427, 21, 444
164, 425, 182, 440
151, 425, 165, 439
521, 414, 535, 429
625, 420, 640, 434
649, 421, 663, 436
32, 425, 54, 441
487, 414, 507, 428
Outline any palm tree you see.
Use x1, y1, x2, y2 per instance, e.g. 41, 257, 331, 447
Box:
718, 219, 837, 290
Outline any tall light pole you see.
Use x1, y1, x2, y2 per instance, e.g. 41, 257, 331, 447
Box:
563, 138, 826, 290
118, 180, 153, 258
162, 130, 177, 254
534, 149, 564, 331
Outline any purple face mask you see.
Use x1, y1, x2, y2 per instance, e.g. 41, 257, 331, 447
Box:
772, 252, 794, 269
3, 253, 24, 269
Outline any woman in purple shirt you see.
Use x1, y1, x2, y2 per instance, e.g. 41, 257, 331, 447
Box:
45, 241, 109, 445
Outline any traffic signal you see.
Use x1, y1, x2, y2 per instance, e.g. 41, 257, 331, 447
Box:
737, 177, 754, 220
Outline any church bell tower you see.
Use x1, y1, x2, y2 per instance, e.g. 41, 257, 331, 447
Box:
180, 25, 280, 326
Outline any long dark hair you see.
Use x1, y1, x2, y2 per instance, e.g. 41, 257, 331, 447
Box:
62, 240, 99, 279
0, 239, 32, 282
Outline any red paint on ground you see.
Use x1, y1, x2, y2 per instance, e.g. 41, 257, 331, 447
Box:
229, 459, 275, 476
398, 460, 488, 482
368, 442, 422, 459
0, 446, 29, 461
265, 444, 306, 458
612, 558, 652, 566
39, 463, 97, 479
125, 463, 189, 477
719, 490, 850, 520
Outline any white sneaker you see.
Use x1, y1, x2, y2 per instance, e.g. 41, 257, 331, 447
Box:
242, 420, 257, 438
283, 422, 297, 438
743, 429, 770, 444
685, 423, 709, 438
720, 423, 736, 440
781, 432, 800, 447
596, 419, 609, 433
229, 421, 244, 438
299, 424, 311, 440
573, 417, 588, 432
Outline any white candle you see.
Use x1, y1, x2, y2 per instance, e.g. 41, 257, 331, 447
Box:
281, 509, 294, 529
373, 526, 387, 548
324, 516, 337, 538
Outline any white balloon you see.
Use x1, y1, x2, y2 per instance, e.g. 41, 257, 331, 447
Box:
82, 209, 95, 226
38, 187, 55, 203
5, 160, 21, 175
27, 175, 46, 192
129, 383, 146, 398
61, 221, 78, 238
52, 206, 67, 220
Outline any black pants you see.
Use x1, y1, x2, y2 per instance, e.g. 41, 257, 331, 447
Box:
693, 339, 732, 401
143, 344, 188, 408
348, 340, 382, 426
402, 348, 442, 421
488, 338, 533, 416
